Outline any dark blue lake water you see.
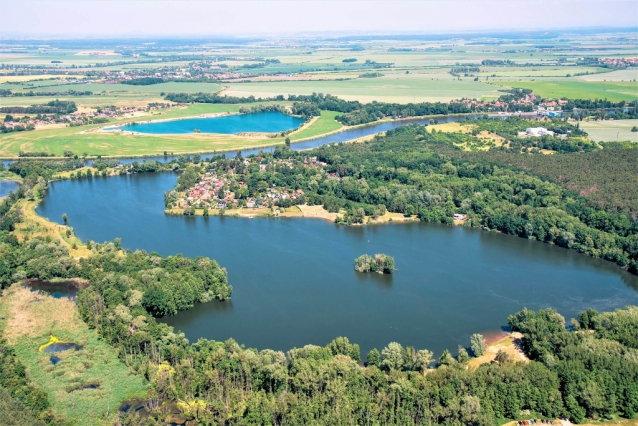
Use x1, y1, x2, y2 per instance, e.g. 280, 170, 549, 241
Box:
36, 173, 638, 357
113, 111, 305, 135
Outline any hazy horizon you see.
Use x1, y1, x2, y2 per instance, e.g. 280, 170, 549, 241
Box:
1, 0, 637, 39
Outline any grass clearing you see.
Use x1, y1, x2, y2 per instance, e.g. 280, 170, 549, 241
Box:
0, 101, 350, 157
291, 110, 343, 140
0, 285, 148, 424
13, 198, 93, 259
580, 119, 638, 142
468, 332, 529, 370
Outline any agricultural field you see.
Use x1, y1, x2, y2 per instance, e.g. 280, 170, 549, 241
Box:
577, 68, 638, 81
1, 33, 637, 157
224, 75, 502, 103
4, 81, 223, 96
491, 79, 638, 102
580, 119, 638, 142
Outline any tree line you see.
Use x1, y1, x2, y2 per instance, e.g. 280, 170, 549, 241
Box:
0, 100, 77, 114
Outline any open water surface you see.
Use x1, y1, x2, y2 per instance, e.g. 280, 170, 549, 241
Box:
113, 111, 305, 135
36, 172, 638, 356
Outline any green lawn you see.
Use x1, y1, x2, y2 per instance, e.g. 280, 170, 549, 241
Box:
291, 110, 343, 140
492, 80, 638, 102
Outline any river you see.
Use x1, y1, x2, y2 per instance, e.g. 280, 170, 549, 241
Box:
36, 172, 638, 356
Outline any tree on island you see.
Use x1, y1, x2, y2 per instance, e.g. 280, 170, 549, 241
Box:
354, 253, 395, 274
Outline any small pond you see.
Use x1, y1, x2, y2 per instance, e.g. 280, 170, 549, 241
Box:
0, 180, 19, 198
24, 279, 80, 299
42, 342, 83, 353
113, 111, 305, 135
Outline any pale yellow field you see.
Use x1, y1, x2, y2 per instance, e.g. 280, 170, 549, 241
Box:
0, 75, 84, 83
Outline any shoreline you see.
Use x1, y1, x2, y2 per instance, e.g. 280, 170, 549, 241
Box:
96, 110, 306, 136
164, 204, 444, 227
97, 110, 235, 134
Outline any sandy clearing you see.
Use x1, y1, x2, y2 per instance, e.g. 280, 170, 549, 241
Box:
468, 331, 529, 370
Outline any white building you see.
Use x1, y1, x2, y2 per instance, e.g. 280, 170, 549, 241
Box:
526, 127, 554, 137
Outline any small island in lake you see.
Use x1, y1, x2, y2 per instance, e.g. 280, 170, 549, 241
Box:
354, 254, 395, 274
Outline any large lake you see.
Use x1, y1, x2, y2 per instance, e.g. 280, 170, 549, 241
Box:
37, 173, 638, 356
114, 111, 305, 135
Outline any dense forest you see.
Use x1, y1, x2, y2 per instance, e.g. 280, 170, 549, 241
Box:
433, 139, 638, 214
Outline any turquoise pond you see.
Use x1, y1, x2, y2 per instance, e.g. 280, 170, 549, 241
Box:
113, 111, 305, 135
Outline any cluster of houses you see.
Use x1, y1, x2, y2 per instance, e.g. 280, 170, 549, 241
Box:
175, 156, 330, 211
595, 57, 638, 68
454, 93, 539, 111
99, 66, 250, 84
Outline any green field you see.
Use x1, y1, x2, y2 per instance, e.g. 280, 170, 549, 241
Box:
2, 34, 637, 157
291, 110, 343, 140
580, 119, 638, 142
225, 75, 502, 103
477, 67, 606, 78
6, 81, 223, 95
492, 80, 638, 102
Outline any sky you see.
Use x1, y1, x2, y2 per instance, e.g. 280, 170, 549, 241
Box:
1, 0, 637, 38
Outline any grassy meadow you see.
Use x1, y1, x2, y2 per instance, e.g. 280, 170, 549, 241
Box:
0, 285, 148, 424
290, 110, 343, 140
580, 119, 638, 142
224, 75, 502, 103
